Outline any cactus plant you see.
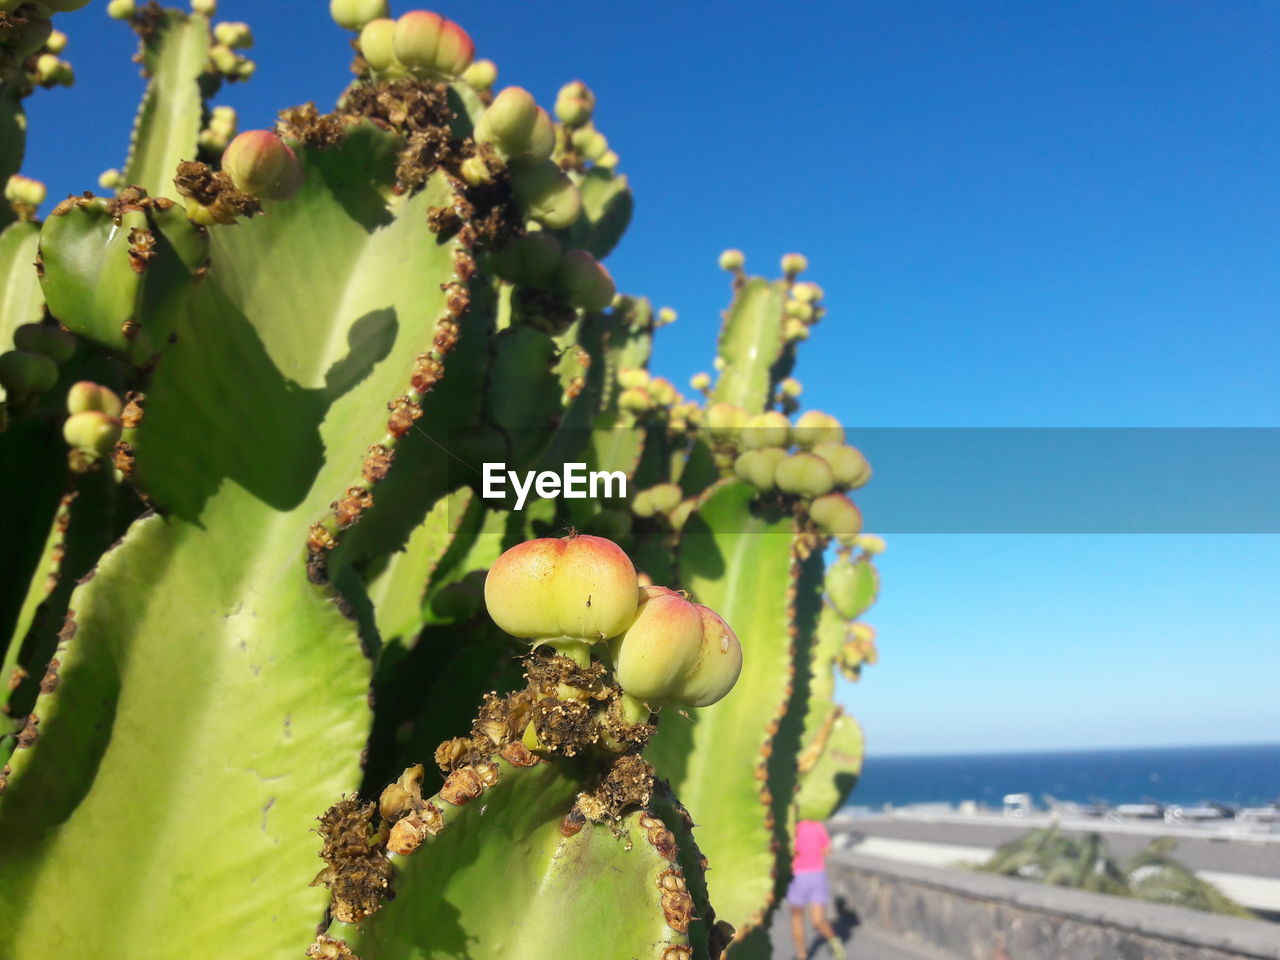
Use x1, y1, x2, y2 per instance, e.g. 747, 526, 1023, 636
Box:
0, 5, 884, 959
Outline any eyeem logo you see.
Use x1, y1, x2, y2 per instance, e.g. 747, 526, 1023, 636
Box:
482, 462, 627, 511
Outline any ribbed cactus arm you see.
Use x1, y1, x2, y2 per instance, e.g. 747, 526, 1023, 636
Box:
0, 123, 482, 960
121, 10, 213, 198
709, 277, 786, 415
646, 480, 799, 943
0, 507, 371, 960
793, 603, 866, 821
324, 754, 706, 960
0, 221, 42, 345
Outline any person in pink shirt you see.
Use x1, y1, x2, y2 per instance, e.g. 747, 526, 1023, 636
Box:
787, 818, 844, 960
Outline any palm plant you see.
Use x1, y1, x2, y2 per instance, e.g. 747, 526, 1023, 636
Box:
977, 828, 1253, 918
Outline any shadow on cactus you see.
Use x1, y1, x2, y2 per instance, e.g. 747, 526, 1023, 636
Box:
0, 2, 884, 959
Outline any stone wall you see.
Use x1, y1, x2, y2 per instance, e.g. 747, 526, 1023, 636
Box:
830, 852, 1280, 960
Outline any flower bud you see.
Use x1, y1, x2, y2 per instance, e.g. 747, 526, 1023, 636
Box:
809, 492, 862, 538
191, 0, 217, 14
781, 252, 808, 276
618, 386, 652, 414
812, 442, 870, 489
610, 587, 742, 708
63, 410, 121, 459
0, 350, 57, 403
461, 58, 497, 90
106, 0, 135, 19
597, 150, 620, 171
234, 59, 255, 80
854, 533, 886, 555
850, 622, 878, 664
483, 534, 640, 644
45, 29, 67, 53
825, 556, 879, 621
222, 130, 303, 201
98, 169, 123, 190
690, 372, 711, 393
208, 44, 239, 75
13, 323, 75, 363
35, 53, 63, 84
705, 402, 747, 443
511, 160, 581, 230
490, 231, 561, 287
329, 0, 389, 32
780, 377, 802, 399
785, 299, 814, 322
741, 410, 790, 450
67, 381, 123, 417
556, 250, 614, 312
784, 318, 809, 342
775, 452, 836, 498
213, 21, 252, 49
792, 409, 844, 449
719, 249, 744, 272
617, 367, 649, 390
792, 281, 823, 304
734, 446, 787, 491
358, 18, 398, 72
5, 175, 46, 209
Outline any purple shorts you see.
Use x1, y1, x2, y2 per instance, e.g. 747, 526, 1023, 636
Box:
787, 869, 829, 906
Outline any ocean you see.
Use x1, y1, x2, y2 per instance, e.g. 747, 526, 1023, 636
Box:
848, 743, 1280, 810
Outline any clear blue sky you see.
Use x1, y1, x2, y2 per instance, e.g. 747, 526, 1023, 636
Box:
23, 1, 1280, 754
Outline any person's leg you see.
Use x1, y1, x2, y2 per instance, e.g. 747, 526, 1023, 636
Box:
809, 901, 837, 941
790, 905, 808, 959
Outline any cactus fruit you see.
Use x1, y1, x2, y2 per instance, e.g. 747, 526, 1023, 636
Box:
11, 322, 74, 363
556, 249, 615, 311
774, 451, 836, 498
66, 380, 123, 417
611, 587, 743, 708
733, 446, 787, 491
809, 492, 863, 537
741, 409, 790, 449
461, 57, 497, 90
792, 408, 845, 448
706, 401, 748, 442
62, 409, 122, 460
106, 0, 136, 19
221, 130, 303, 200
390, 11, 474, 80
0, 349, 57, 403
632, 482, 683, 518
511, 159, 582, 229
358, 17, 397, 72
483, 534, 640, 647
330, 0, 389, 31
813, 441, 871, 489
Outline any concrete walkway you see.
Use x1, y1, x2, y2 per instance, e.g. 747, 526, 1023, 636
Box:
768, 901, 960, 960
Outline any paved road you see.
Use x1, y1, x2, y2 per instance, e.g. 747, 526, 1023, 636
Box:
768, 903, 959, 960
837, 816, 1280, 878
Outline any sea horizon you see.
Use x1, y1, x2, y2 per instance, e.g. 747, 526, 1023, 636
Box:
849, 742, 1280, 810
